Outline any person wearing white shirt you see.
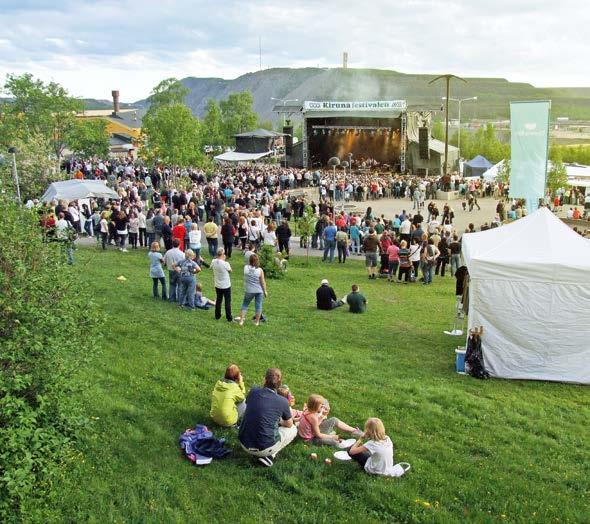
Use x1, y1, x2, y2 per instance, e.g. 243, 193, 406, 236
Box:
211, 248, 233, 322
138, 211, 147, 247
399, 218, 412, 244
348, 418, 398, 477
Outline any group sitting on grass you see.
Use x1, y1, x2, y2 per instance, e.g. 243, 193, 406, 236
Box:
209, 366, 398, 475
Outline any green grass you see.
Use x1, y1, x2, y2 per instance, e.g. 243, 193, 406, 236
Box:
51, 247, 589, 523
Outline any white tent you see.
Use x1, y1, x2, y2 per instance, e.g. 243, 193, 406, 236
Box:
461, 207, 590, 384
41, 180, 120, 202
213, 151, 272, 163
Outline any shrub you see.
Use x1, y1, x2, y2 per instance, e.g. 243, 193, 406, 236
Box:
0, 196, 103, 521
257, 244, 286, 279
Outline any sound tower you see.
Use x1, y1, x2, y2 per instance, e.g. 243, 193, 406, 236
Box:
419, 127, 429, 160
283, 126, 293, 156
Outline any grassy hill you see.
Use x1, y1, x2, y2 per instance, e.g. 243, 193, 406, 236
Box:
133, 68, 590, 122
47, 247, 590, 523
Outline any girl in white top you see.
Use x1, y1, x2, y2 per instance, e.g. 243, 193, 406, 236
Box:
262, 223, 277, 247
348, 418, 396, 477
189, 223, 202, 258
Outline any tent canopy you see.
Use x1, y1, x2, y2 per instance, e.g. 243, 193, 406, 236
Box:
461, 207, 590, 384
466, 155, 493, 169
41, 180, 120, 202
213, 151, 272, 163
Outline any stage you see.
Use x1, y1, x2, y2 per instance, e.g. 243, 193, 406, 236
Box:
302, 100, 408, 172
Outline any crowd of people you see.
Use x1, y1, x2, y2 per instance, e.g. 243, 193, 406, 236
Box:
210, 365, 397, 473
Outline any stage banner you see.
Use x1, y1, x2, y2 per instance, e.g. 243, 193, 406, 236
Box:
509, 101, 551, 211
303, 100, 407, 111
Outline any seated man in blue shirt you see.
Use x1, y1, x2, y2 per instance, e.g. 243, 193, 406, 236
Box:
238, 368, 296, 467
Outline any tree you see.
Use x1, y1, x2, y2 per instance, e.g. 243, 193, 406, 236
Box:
67, 119, 110, 158
432, 121, 445, 141
146, 77, 189, 115
0, 132, 64, 200
547, 158, 568, 196
220, 92, 258, 141
1, 73, 82, 159
140, 104, 204, 167
202, 99, 225, 146
296, 205, 317, 263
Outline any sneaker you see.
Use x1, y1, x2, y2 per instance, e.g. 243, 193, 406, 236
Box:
238, 317, 244, 326
122, 249, 128, 253
258, 456, 273, 467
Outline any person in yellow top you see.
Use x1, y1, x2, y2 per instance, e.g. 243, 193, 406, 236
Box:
203, 218, 219, 258
210, 364, 246, 427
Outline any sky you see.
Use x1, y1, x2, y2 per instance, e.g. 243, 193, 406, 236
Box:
0, 0, 588, 102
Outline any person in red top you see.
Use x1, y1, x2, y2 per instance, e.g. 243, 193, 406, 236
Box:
335, 213, 346, 229
573, 208, 582, 220
172, 217, 187, 251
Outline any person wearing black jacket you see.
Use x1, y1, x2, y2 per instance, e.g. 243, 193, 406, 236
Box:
316, 279, 344, 310
276, 220, 292, 256
162, 216, 173, 250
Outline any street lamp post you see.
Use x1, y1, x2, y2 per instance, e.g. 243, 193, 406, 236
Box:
340, 161, 349, 211
442, 96, 477, 160
8, 147, 21, 203
328, 156, 340, 207
271, 97, 299, 169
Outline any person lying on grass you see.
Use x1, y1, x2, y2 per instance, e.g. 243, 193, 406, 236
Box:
298, 394, 362, 446
348, 418, 397, 477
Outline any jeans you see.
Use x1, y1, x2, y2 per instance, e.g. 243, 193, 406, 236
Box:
223, 240, 233, 258
241, 292, 264, 314
207, 237, 218, 258
178, 275, 196, 308
323, 239, 336, 262
388, 261, 399, 279
436, 257, 448, 277
215, 287, 232, 321
101, 232, 108, 250
350, 237, 360, 254
147, 232, 155, 247
422, 262, 434, 284
152, 277, 167, 299
139, 228, 147, 247
278, 238, 289, 255
168, 270, 179, 302
61, 242, 74, 265
129, 232, 138, 249
118, 233, 128, 250
337, 243, 347, 263
450, 254, 461, 276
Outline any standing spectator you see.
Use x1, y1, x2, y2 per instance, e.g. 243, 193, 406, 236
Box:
128, 212, 139, 249
148, 241, 167, 300
163, 238, 185, 303
162, 216, 173, 250
211, 248, 233, 322
174, 249, 201, 309
276, 219, 292, 257
236, 254, 268, 326
449, 234, 462, 276
138, 209, 147, 247
221, 217, 235, 258
204, 217, 219, 258
172, 216, 187, 251
322, 220, 337, 262
362, 228, 379, 279
336, 226, 349, 264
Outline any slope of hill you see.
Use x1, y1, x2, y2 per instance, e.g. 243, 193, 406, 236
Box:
132, 67, 590, 122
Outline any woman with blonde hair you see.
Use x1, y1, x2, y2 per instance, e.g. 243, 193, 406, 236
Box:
348, 418, 396, 476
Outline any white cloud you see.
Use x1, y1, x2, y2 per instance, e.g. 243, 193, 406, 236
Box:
0, 0, 588, 100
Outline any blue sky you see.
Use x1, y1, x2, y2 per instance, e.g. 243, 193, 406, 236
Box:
0, 0, 588, 101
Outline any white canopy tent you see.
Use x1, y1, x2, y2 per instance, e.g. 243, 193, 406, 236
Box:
41, 180, 120, 202
462, 207, 590, 384
213, 151, 272, 163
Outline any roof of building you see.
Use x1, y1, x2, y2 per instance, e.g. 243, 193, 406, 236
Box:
234, 128, 284, 138
78, 108, 145, 129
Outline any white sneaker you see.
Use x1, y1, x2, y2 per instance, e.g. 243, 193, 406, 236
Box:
122, 249, 128, 253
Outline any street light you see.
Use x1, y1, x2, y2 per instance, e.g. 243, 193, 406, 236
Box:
442, 96, 477, 160
271, 97, 299, 127
328, 156, 340, 205
340, 161, 349, 211
7, 147, 21, 203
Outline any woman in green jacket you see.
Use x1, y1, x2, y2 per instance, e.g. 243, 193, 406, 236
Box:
210, 364, 246, 426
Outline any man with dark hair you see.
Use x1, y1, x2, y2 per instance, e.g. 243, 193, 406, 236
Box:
345, 284, 367, 314
238, 368, 296, 468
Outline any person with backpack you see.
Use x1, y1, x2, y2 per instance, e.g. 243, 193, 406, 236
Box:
421, 238, 440, 285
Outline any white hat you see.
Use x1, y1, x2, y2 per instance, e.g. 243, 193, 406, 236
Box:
321, 279, 329, 285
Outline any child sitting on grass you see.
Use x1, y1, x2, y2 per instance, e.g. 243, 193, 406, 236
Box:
298, 394, 362, 446
348, 418, 396, 476
277, 385, 303, 423
195, 282, 215, 309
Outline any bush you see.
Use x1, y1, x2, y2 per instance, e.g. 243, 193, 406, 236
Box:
257, 244, 286, 279
0, 196, 103, 521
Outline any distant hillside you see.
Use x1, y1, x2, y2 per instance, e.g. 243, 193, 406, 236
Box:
80, 98, 135, 110
133, 68, 590, 122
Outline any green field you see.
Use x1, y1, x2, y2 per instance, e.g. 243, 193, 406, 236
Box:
52, 247, 589, 523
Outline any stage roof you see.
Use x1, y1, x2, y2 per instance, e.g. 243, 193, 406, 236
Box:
425, 138, 459, 155
234, 128, 285, 138
304, 110, 404, 119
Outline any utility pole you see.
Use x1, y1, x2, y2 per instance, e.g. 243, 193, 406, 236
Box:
428, 74, 467, 176
8, 147, 21, 203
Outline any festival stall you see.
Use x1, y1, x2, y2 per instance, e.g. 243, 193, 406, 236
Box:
41, 179, 120, 202
464, 155, 493, 178
461, 207, 590, 384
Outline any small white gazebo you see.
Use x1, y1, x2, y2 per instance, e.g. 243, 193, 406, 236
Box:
41, 180, 120, 202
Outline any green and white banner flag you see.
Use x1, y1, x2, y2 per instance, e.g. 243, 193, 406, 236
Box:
509, 101, 551, 211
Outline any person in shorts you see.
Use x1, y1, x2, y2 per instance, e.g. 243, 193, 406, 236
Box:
362, 228, 379, 279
